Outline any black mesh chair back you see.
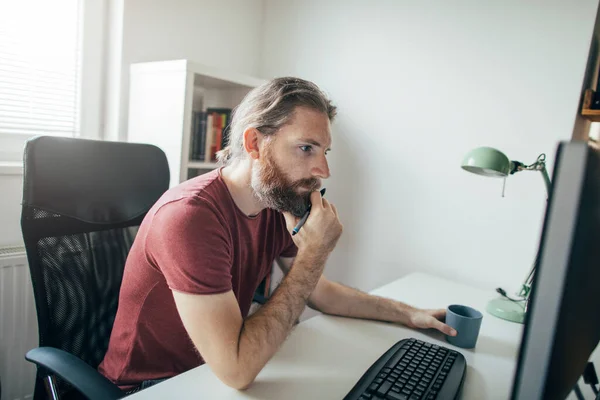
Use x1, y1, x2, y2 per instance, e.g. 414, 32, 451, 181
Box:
21, 136, 169, 399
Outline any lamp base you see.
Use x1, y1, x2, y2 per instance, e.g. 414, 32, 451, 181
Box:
486, 298, 526, 324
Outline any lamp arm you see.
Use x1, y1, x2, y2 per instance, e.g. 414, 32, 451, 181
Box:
540, 165, 551, 198
517, 164, 551, 301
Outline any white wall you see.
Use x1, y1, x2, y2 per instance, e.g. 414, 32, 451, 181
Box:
261, 0, 599, 295
106, 0, 265, 141
0, 175, 24, 246
0, 0, 266, 247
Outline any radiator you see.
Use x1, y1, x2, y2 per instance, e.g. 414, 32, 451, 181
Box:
0, 246, 37, 400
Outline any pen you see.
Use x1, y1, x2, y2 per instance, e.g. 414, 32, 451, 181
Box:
292, 188, 326, 235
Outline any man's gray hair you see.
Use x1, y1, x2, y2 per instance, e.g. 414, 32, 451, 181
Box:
216, 77, 337, 165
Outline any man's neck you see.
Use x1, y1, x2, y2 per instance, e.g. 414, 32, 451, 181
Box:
221, 159, 265, 217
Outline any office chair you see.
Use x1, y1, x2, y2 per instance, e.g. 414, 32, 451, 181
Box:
21, 136, 169, 400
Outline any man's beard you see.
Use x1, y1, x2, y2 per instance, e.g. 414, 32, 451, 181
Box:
251, 151, 320, 217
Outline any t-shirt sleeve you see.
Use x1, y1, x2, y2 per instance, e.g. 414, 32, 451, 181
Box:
146, 197, 233, 295
277, 212, 298, 258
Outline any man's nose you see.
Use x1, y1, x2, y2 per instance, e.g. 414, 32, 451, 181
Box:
312, 155, 330, 179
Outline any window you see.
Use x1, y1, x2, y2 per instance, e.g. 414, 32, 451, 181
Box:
0, 0, 104, 167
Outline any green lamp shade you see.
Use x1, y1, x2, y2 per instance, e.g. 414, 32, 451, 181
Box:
461, 147, 511, 177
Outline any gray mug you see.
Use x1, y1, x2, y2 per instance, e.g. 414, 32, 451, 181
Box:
445, 304, 483, 349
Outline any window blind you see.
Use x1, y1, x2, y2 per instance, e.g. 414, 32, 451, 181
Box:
0, 1, 82, 137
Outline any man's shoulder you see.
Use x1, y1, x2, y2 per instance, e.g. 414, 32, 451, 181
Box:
149, 169, 230, 226
158, 169, 226, 208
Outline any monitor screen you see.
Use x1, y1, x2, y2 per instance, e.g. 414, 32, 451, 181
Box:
511, 141, 600, 400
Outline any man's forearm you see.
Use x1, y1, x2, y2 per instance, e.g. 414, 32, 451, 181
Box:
314, 281, 416, 325
236, 250, 327, 383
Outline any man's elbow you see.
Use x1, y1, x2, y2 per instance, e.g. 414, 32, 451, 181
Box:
219, 367, 258, 390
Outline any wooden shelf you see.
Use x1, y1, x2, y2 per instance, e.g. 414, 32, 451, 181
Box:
581, 89, 600, 122
128, 59, 263, 186
130, 59, 265, 90
188, 161, 218, 169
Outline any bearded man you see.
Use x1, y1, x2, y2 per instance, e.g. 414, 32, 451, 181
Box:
98, 77, 456, 392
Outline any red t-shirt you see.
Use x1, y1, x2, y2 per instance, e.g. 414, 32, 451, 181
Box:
98, 168, 297, 389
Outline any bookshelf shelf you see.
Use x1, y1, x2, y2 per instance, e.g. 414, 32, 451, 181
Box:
581, 89, 600, 122
127, 59, 265, 186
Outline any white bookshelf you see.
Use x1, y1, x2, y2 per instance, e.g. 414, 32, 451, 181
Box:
127, 59, 265, 187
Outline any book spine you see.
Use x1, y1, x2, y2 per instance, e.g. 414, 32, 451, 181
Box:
198, 112, 207, 161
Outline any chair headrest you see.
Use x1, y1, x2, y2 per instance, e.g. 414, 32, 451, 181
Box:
22, 136, 170, 224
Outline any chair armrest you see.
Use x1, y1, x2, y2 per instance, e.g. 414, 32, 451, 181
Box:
25, 347, 124, 400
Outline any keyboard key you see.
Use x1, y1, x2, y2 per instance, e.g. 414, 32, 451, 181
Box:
385, 349, 408, 369
386, 376, 395, 383
386, 391, 408, 400
375, 378, 384, 384
391, 386, 401, 392
402, 388, 412, 395
377, 381, 393, 396
390, 372, 399, 379
369, 383, 379, 392
409, 395, 420, 400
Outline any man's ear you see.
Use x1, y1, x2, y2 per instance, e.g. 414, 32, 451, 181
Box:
243, 127, 263, 160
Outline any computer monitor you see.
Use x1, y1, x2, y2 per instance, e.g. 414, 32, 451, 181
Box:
511, 141, 600, 400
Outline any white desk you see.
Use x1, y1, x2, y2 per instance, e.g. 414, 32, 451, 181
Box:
126, 272, 529, 399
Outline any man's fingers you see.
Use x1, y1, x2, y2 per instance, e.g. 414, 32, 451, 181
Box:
433, 318, 457, 336
282, 212, 299, 232
331, 203, 339, 218
310, 190, 324, 209
430, 309, 447, 321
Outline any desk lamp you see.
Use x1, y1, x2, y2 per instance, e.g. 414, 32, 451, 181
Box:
461, 147, 551, 324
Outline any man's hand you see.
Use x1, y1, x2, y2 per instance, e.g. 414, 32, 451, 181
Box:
405, 308, 457, 337
283, 190, 343, 257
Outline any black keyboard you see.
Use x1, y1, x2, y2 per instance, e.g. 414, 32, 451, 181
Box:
343, 338, 467, 400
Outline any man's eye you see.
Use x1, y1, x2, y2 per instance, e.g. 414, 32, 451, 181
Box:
300, 145, 312, 152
